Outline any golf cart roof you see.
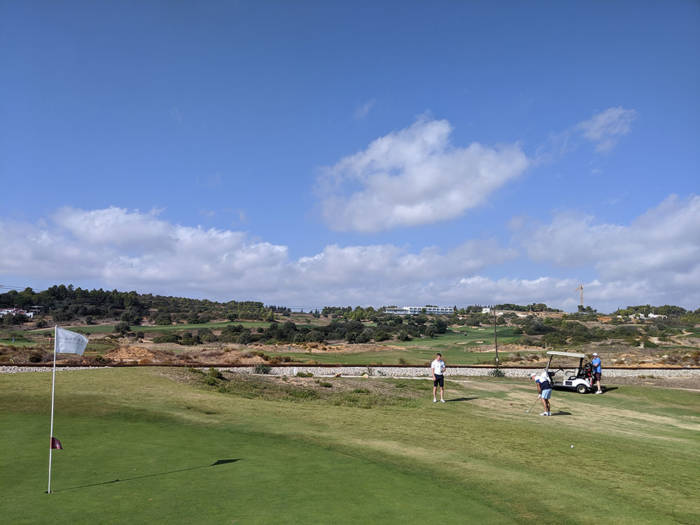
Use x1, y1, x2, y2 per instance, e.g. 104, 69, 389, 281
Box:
546, 351, 586, 358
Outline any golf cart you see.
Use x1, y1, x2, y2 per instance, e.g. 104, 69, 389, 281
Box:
544, 351, 593, 394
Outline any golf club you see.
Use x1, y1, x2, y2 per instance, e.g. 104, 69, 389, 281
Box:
525, 396, 540, 413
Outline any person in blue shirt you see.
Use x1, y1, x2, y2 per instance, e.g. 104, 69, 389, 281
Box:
531, 372, 552, 416
591, 353, 603, 394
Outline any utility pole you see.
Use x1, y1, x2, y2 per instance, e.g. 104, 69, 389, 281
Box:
493, 306, 499, 368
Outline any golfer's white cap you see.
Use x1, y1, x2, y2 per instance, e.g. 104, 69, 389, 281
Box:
592, 352, 598, 356
530, 373, 537, 380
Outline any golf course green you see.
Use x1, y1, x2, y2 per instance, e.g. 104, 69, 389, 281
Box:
1, 368, 698, 524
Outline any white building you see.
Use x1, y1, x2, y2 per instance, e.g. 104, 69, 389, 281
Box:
631, 312, 667, 320
384, 306, 454, 316
0, 308, 34, 318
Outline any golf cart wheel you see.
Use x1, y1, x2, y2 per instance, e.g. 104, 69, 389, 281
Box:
576, 384, 588, 394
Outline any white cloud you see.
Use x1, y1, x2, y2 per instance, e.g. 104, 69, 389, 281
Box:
52, 207, 174, 250
521, 195, 700, 308
449, 275, 581, 308
318, 117, 530, 232
535, 107, 637, 163
0, 207, 512, 305
577, 107, 637, 152
296, 241, 516, 286
2, 199, 698, 311
354, 99, 375, 120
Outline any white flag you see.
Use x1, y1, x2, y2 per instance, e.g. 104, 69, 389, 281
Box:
56, 327, 89, 355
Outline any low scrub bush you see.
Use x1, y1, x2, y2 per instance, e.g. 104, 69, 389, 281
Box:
289, 389, 319, 400
180, 332, 200, 346
268, 355, 293, 364
28, 351, 44, 363
198, 329, 218, 343
153, 333, 180, 344
296, 371, 313, 377
114, 321, 131, 335
254, 364, 271, 374
92, 355, 110, 365
208, 367, 223, 380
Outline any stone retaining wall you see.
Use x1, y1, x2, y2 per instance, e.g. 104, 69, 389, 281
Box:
216, 365, 700, 379
2, 365, 698, 378
0, 366, 109, 374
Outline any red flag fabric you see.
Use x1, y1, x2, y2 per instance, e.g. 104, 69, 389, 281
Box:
51, 437, 63, 450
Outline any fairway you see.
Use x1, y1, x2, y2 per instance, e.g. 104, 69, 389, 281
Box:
267, 326, 524, 365
2, 369, 698, 524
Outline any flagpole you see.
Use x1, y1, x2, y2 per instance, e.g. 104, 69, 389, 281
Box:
47, 325, 57, 494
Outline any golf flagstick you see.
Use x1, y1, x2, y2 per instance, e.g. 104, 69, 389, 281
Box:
46, 326, 87, 494
48, 325, 58, 494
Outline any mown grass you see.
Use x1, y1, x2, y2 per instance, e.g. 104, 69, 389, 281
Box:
1, 368, 698, 524
394, 325, 522, 349
0, 339, 36, 347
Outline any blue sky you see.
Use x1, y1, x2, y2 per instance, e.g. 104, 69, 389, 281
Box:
1, 1, 698, 311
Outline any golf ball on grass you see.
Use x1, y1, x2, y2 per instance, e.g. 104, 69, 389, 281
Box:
570, 445, 574, 448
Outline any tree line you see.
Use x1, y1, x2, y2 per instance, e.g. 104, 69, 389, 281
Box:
148, 316, 450, 346
0, 285, 276, 326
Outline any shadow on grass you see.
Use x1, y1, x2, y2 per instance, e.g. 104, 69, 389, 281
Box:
445, 397, 477, 403
53, 459, 241, 492
602, 387, 618, 393
550, 411, 571, 416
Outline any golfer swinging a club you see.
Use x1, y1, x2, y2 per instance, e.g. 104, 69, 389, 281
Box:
431, 352, 446, 403
531, 371, 552, 416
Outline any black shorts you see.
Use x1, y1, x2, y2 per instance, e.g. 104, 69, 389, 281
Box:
594, 372, 601, 381
433, 374, 444, 387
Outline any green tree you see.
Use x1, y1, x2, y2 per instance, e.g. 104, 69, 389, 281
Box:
155, 313, 172, 325
114, 321, 131, 335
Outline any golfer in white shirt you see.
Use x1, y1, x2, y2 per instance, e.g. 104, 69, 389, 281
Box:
431, 353, 446, 403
